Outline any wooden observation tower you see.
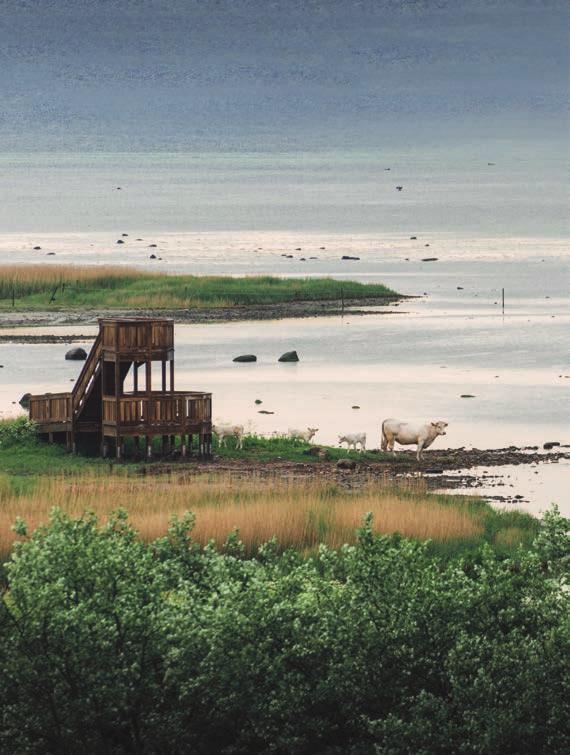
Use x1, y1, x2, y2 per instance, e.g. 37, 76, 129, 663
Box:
29, 318, 212, 458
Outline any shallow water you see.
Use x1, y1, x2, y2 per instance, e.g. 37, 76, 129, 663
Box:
0, 227, 568, 516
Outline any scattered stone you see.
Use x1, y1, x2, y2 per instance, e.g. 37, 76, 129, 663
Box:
149, 254, 157, 259
457, 286, 464, 290
19, 393, 31, 408
337, 458, 356, 470
278, 350, 299, 363
424, 468, 444, 474
65, 347, 88, 361
254, 399, 262, 404
352, 405, 360, 409
309, 256, 318, 259
422, 257, 438, 262
424, 244, 430, 247
233, 354, 257, 363
258, 410, 274, 414
122, 233, 128, 237
300, 258, 306, 261
295, 247, 302, 251
341, 255, 360, 260
304, 446, 331, 460
136, 238, 143, 241
320, 246, 326, 250
543, 441, 560, 450
148, 244, 157, 248
116, 239, 124, 244
460, 394, 476, 398
410, 236, 417, 240
396, 186, 403, 191
46, 252, 56, 255
116, 186, 122, 190
33, 246, 41, 250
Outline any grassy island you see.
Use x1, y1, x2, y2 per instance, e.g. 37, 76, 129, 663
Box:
0, 264, 398, 310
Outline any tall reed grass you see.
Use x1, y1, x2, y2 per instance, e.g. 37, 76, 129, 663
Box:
0, 264, 397, 308
0, 473, 483, 559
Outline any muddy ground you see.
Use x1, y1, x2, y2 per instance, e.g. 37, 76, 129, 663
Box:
0, 297, 403, 335
135, 446, 569, 503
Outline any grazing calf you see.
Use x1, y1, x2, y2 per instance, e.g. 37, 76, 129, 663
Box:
338, 432, 366, 452
288, 427, 319, 443
213, 424, 244, 450
381, 418, 448, 461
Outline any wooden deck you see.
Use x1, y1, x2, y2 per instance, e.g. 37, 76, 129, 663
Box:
28, 317, 212, 458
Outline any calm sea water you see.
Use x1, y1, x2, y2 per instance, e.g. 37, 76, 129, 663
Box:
0, 150, 568, 236
0, 150, 568, 515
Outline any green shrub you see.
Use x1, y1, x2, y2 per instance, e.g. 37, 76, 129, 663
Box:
0, 508, 567, 753
0, 417, 37, 448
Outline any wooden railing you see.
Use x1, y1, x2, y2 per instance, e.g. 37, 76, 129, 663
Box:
29, 393, 73, 424
100, 319, 174, 353
72, 332, 103, 414
102, 392, 211, 429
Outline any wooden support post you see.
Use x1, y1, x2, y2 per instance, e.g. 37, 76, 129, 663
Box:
146, 360, 152, 394
181, 435, 187, 458
145, 436, 152, 459
188, 433, 193, 456
133, 362, 138, 394
102, 440, 108, 458
169, 434, 175, 451
48, 432, 53, 444
170, 359, 175, 393
162, 434, 168, 455
161, 360, 167, 392
134, 436, 140, 458
116, 438, 121, 460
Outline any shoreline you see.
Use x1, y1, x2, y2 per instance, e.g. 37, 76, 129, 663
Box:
0, 297, 404, 333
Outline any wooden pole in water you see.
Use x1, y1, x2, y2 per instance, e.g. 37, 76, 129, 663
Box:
502, 287, 505, 314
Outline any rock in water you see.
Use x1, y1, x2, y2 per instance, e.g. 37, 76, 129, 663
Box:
422, 257, 438, 262
65, 347, 88, 361
233, 354, 257, 363
278, 350, 299, 362
19, 393, 31, 408
341, 255, 360, 260
543, 441, 560, 450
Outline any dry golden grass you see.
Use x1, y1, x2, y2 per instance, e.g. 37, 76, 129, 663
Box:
0, 263, 150, 291
0, 473, 483, 558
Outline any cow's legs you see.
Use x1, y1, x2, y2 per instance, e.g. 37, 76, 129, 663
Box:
416, 440, 425, 461
236, 434, 243, 450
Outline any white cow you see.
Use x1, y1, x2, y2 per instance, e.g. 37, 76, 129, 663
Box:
338, 432, 366, 452
381, 418, 448, 461
213, 424, 244, 450
288, 427, 319, 443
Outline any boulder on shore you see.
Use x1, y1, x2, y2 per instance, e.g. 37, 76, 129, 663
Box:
233, 354, 257, 363
278, 350, 299, 363
19, 393, 31, 408
65, 347, 88, 361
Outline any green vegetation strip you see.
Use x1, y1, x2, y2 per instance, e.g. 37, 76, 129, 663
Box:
0, 506, 567, 751
0, 264, 398, 310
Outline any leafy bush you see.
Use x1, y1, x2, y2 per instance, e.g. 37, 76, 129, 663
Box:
0, 508, 568, 753
0, 417, 37, 448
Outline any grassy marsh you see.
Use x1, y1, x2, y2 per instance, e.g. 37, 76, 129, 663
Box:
0, 264, 398, 310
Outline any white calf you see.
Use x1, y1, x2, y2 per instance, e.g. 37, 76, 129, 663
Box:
338, 432, 366, 452
213, 424, 244, 450
288, 427, 319, 443
381, 418, 448, 461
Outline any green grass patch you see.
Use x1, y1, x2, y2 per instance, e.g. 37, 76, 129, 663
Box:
0, 265, 399, 310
